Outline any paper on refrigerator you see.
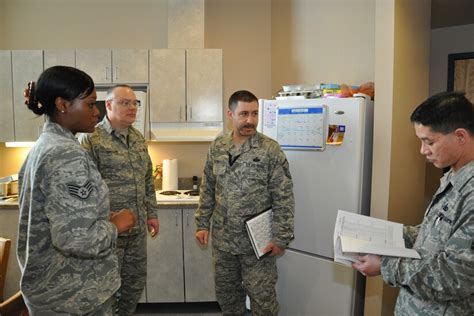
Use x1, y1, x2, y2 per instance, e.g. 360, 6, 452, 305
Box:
333, 210, 420, 266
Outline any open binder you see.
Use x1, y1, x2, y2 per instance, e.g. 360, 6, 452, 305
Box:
245, 208, 273, 259
333, 210, 421, 266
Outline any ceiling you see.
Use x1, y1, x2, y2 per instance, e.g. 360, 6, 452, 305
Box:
431, 0, 474, 29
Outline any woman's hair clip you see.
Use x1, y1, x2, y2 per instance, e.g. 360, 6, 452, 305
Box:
25, 81, 41, 108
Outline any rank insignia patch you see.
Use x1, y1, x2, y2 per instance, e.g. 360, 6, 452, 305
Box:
66, 181, 94, 200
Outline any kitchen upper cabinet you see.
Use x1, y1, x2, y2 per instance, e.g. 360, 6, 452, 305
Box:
76, 49, 148, 84
186, 49, 223, 122
0, 51, 14, 142
112, 50, 149, 84
76, 49, 111, 83
12, 50, 44, 141
149, 49, 222, 123
149, 49, 186, 122
146, 207, 215, 303
44, 49, 75, 68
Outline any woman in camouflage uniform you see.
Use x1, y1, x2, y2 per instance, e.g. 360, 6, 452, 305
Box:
18, 66, 135, 315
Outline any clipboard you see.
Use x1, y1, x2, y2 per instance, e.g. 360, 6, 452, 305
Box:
245, 208, 273, 259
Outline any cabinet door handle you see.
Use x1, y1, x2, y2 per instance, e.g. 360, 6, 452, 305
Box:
179, 107, 182, 121
175, 212, 179, 226
105, 67, 109, 80
185, 213, 189, 226
114, 67, 118, 81
189, 106, 193, 120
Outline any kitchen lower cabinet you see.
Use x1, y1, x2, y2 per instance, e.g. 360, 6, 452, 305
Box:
146, 207, 216, 303
139, 287, 147, 303
0, 206, 22, 300
182, 208, 216, 302
146, 208, 184, 302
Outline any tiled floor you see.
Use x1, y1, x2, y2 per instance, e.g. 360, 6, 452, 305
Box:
134, 302, 222, 316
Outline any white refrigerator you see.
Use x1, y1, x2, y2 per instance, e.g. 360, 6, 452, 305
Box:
258, 97, 374, 316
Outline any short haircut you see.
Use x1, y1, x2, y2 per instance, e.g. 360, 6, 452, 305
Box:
410, 91, 474, 135
228, 90, 258, 111
106, 84, 133, 101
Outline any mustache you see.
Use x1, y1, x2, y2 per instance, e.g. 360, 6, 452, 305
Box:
242, 124, 255, 129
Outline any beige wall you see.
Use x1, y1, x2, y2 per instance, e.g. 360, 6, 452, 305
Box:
0, 0, 272, 178
0, 0, 4, 48
429, 24, 474, 96
148, 142, 209, 178
0, 142, 209, 180
0, 144, 31, 176
205, 0, 272, 125
390, 0, 431, 225
365, 1, 395, 313
365, 0, 431, 315
271, 0, 375, 94
1, 0, 168, 49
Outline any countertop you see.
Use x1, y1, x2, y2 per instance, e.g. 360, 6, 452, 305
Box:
0, 200, 18, 209
0, 200, 198, 210
157, 201, 198, 209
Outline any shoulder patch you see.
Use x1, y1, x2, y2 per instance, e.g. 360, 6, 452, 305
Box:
66, 181, 94, 200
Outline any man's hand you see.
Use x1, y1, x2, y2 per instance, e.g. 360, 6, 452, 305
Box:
110, 208, 136, 234
147, 218, 160, 238
352, 254, 382, 277
262, 242, 285, 256
196, 230, 209, 245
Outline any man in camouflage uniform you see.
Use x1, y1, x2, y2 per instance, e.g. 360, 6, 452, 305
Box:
195, 90, 295, 315
353, 91, 474, 315
80, 85, 159, 316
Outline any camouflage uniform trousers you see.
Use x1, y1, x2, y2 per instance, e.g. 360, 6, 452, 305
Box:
28, 295, 114, 316
213, 247, 278, 316
114, 230, 147, 316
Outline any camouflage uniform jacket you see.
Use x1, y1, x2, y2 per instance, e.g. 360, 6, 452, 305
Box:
381, 160, 474, 315
195, 131, 295, 254
79, 116, 158, 236
17, 121, 120, 314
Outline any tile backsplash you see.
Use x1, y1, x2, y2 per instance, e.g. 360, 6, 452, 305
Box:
154, 177, 201, 190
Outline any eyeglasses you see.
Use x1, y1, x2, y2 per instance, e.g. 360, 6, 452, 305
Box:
111, 98, 141, 108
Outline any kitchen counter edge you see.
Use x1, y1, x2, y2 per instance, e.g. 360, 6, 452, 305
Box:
0, 201, 198, 210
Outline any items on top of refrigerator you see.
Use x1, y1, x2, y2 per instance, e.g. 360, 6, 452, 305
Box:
339, 82, 374, 100
277, 84, 322, 99
275, 82, 375, 100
